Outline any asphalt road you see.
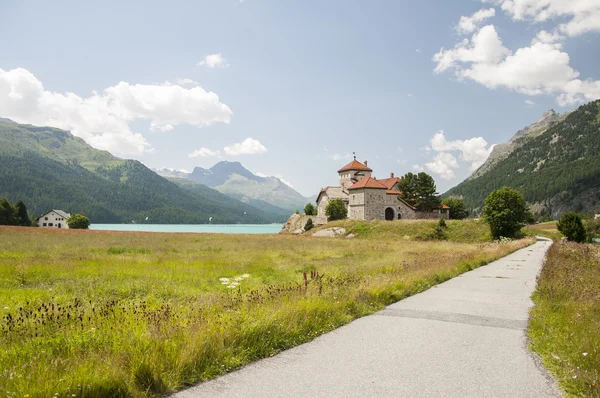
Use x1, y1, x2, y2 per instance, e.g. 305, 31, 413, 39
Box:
174, 237, 562, 398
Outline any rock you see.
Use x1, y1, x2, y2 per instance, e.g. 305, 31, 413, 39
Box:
313, 227, 347, 238
345, 233, 355, 239
280, 214, 315, 234
292, 229, 303, 235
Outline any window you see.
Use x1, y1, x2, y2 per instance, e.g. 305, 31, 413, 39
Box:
45, 217, 48, 220
48, 223, 53, 227
43, 223, 47, 226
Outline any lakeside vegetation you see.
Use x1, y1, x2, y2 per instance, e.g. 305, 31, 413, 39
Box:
528, 242, 600, 397
0, 225, 531, 397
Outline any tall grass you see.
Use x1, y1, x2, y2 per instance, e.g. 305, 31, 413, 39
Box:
0, 226, 530, 397
529, 242, 600, 397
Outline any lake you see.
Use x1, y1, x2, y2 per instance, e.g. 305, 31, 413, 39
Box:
90, 224, 284, 234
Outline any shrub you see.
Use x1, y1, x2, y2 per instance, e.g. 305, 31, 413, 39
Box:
438, 218, 447, 228
585, 218, 600, 242
557, 212, 586, 243
67, 214, 90, 229
481, 187, 528, 239
325, 199, 347, 221
304, 218, 314, 231
304, 203, 316, 216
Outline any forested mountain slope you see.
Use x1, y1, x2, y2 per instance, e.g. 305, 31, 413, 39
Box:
444, 100, 600, 217
0, 120, 282, 224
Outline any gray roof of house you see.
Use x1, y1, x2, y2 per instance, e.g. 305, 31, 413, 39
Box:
37, 210, 71, 220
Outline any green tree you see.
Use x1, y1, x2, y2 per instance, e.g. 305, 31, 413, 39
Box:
304, 203, 316, 216
481, 187, 528, 239
325, 199, 347, 221
304, 218, 314, 231
15, 200, 32, 226
557, 212, 587, 243
584, 217, 600, 242
0, 197, 15, 225
67, 214, 90, 229
442, 197, 469, 220
398, 172, 440, 211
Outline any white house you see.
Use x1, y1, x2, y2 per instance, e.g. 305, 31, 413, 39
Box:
37, 210, 71, 229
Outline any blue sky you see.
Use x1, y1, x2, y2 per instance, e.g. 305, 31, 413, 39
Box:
1, 0, 599, 196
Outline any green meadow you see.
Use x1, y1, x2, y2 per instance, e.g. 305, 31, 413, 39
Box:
0, 224, 531, 397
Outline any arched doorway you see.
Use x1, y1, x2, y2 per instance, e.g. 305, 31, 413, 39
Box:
385, 207, 394, 221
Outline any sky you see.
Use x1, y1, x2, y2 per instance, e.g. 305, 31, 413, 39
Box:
1, 0, 599, 196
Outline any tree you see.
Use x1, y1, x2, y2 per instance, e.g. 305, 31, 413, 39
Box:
585, 217, 600, 243
325, 199, 347, 221
398, 172, 440, 211
304, 203, 316, 216
14, 200, 32, 226
67, 214, 90, 229
557, 212, 586, 243
442, 197, 469, 220
481, 187, 528, 239
304, 218, 314, 231
0, 197, 15, 225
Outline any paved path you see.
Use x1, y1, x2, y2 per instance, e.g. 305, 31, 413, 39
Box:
175, 238, 562, 398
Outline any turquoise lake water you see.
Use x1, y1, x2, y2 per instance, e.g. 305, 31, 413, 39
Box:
90, 224, 284, 234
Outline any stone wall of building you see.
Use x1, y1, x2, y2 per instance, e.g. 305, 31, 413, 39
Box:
363, 189, 386, 221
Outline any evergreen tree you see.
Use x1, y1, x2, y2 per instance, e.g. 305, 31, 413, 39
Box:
557, 212, 587, 243
0, 197, 15, 225
15, 200, 32, 226
398, 172, 440, 211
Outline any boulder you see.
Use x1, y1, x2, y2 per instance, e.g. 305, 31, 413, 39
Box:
345, 233, 356, 239
313, 227, 347, 238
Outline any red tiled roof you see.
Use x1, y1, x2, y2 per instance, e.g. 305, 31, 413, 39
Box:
397, 197, 417, 210
441, 204, 450, 209
338, 160, 373, 173
378, 177, 400, 190
348, 176, 387, 190
385, 190, 401, 195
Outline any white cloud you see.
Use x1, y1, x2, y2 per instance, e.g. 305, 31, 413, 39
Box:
175, 78, 199, 86
490, 0, 600, 36
457, 8, 496, 34
0, 67, 233, 155
430, 130, 494, 170
223, 138, 267, 156
416, 49, 422, 54
412, 164, 425, 172
525, 99, 536, 105
433, 25, 600, 105
197, 53, 229, 68
188, 147, 221, 158
331, 153, 353, 161
424, 153, 460, 180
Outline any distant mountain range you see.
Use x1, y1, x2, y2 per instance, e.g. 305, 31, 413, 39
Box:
0, 119, 287, 224
444, 100, 600, 218
156, 162, 315, 213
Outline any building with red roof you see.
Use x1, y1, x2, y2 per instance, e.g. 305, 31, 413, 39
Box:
315, 158, 449, 224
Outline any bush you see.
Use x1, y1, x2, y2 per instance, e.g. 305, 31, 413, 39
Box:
325, 199, 347, 221
585, 218, 600, 242
304, 218, 314, 231
557, 212, 586, 243
438, 218, 447, 228
67, 214, 90, 229
304, 203, 316, 216
481, 187, 528, 239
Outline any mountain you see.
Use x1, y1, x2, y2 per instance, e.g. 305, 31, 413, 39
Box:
0, 120, 285, 224
444, 100, 600, 218
156, 161, 315, 212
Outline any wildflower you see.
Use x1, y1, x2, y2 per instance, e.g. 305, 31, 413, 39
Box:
219, 277, 230, 284
582, 352, 588, 356
3, 307, 8, 310
241, 274, 250, 278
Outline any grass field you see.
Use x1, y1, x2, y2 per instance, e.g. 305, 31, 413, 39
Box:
525, 222, 562, 240
0, 225, 531, 397
528, 242, 600, 397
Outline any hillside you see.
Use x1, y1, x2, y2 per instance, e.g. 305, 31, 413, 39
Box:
157, 161, 315, 212
0, 120, 283, 224
444, 100, 600, 217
